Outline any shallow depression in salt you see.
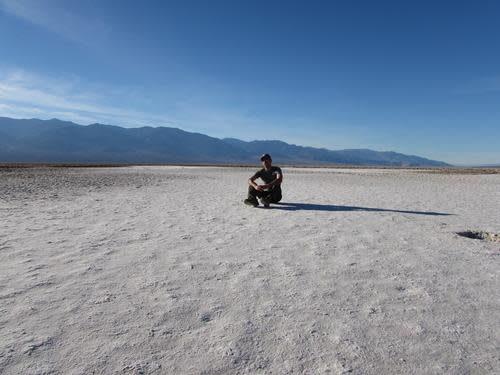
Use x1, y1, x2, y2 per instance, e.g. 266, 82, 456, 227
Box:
0, 166, 498, 374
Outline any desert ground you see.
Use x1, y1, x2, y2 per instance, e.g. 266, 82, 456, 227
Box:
0, 166, 498, 374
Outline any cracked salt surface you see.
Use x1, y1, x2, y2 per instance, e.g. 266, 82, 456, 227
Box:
0, 166, 499, 374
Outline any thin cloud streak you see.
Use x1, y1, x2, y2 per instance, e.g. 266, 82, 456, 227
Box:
452, 76, 500, 95
0, 69, 177, 127
0, 0, 109, 46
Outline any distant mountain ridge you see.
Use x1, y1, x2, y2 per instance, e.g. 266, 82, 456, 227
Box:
0, 117, 450, 166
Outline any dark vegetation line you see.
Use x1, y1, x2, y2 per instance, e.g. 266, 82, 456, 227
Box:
0, 163, 499, 174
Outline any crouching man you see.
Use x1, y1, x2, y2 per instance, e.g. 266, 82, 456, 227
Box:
244, 153, 283, 208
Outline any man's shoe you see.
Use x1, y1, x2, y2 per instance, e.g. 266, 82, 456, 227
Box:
244, 198, 259, 207
259, 196, 271, 208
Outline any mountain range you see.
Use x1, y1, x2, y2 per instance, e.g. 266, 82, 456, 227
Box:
0, 117, 450, 166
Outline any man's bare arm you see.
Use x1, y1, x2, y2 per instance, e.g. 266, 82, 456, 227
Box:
261, 173, 283, 189
248, 176, 264, 191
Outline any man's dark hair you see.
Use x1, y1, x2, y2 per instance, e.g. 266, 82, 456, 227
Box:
260, 153, 272, 161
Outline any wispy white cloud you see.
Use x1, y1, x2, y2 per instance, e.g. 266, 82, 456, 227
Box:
0, 67, 370, 152
0, 0, 110, 46
0, 68, 177, 127
453, 76, 500, 95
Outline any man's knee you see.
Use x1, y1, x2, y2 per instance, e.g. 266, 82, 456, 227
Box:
270, 190, 282, 203
248, 186, 261, 197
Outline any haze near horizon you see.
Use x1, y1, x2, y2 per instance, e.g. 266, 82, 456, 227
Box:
1, 0, 499, 165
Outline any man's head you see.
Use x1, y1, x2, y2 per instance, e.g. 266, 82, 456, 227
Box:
260, 153, 272, 170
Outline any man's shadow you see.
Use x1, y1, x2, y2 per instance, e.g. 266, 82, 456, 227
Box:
270, 202, 452, 216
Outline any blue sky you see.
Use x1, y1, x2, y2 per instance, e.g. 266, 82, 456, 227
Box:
0, 0, 499, 165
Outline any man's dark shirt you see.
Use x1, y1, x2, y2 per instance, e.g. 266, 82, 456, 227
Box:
251, 166, 282, 185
